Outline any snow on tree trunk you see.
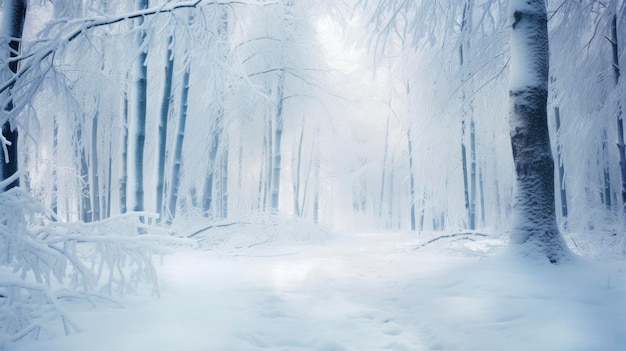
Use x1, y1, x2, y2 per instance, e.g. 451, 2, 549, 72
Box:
90, 111, 100, 221
219, 147, 229, 218
128, 0, 149, 213
609, 12, 626, 211
52, 117, 58, 218
0, 0, 26, 191
554, 106, 568, 225
508, 0, 569, 263
378, 113, 390, 222
313, 153, 320, 224
120, 91, 129, 214
407, 126, 416, 231
156, 35, 174, 217
292, 120, 305, 216
202, 126, 219, 217
76, 123, 92, 222
166, 64, 190, 224
601, 129, 612, 209
270, 71, 285, 213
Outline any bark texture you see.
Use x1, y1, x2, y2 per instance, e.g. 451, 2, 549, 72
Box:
508, 0, 569, 263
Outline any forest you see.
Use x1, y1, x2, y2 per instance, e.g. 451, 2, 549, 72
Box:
1, 0, 625, 350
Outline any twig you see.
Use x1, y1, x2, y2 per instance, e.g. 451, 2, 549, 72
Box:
188, 221, 250, 238
413, 232, 488, 249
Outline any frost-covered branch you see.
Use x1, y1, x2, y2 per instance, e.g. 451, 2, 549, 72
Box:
0, 187, 193, 344
0, 0, 281, 121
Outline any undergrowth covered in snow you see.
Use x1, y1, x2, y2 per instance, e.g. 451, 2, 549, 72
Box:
0, 186, 190, 346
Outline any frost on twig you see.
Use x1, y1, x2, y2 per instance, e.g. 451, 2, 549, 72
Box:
0, 187, 189, 344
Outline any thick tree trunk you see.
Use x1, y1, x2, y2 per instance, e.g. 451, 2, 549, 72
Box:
1, 0, 27, 191
508, 0, 569, 263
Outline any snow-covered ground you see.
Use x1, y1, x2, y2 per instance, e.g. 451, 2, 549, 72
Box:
6, 230, 626, 351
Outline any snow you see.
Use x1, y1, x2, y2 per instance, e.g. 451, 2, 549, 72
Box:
5, 227, 626, 351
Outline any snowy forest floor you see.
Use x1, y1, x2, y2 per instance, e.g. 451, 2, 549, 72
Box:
6, 227, 626, 351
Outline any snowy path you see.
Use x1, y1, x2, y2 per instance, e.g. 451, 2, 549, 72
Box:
8, 232, 626, 351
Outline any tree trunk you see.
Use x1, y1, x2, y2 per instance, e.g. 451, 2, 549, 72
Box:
313, 155, 320, 224
128, 0, 149, 213
219, 147, 229, 218
554, 106, 568, 225
106, 143, 112, 219
407, 130, 416, 231
90, 111, 100, 221
610, 13, 626, 211
156, 35, 174, 217
292, 120, 305, 216
459, 0, 476, 230
270, 71, 285, 213
119, 91, 129, 214
508, 0, 569, 263
478, 165, 486, 226
0, 0, 27, 191
407, 83, 417, 231
469, 118, 477, 229
76, 123, 92, 222
166, 64, 190, 224
202, 135, 217, 217
602, 130, 612, 209
378, 114, 390, 220
52, 116, 58, 218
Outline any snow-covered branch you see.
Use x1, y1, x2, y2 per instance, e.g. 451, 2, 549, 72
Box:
0, 188, 193, 344
0, 0, 281, 121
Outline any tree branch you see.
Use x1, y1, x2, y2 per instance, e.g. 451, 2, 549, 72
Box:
0, 0, 280, 96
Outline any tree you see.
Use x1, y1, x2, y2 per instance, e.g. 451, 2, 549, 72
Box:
358, 0, 571, 256
155, 34, 175, 218
127, 0, 149, 213
609, 5, 626, 211
0, 0, 27, 191
507, 0, 569, 263
166, 61, 190, 224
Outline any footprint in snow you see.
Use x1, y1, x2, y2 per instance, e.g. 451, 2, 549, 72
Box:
316, 341, 350, 351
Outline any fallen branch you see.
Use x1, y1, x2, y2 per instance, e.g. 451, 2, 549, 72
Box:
413, 232, 488, 250
188, 221, 250, 238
